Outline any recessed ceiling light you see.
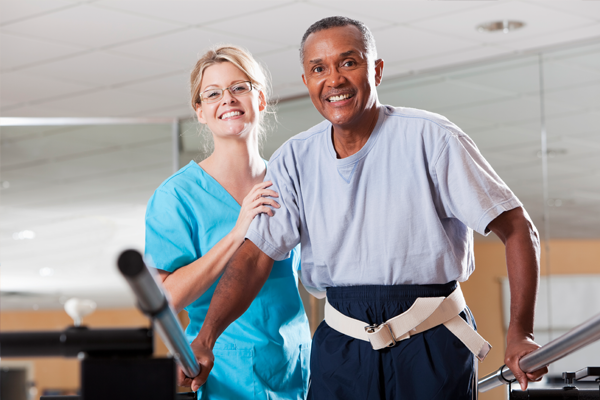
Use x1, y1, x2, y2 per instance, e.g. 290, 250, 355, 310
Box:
477, 20, 525, 33
39, 267, 54, 277
13, 230, 36, 240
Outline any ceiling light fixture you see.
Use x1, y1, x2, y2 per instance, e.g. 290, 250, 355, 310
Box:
477, 20, 525, 33
39, 267, 54, 277
13, 230, 36, 240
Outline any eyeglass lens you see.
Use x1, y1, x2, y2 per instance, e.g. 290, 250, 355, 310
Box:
201, 81, 252, 103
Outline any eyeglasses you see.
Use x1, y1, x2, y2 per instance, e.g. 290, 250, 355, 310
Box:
199, 81, 254, 104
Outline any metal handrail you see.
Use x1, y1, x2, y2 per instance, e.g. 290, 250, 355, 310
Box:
478, 312, 600, 392
118, 249, 200, 379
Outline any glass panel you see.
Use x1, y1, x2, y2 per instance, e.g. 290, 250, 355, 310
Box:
378, 56, 545, 234
0, 123, 174, 311
539, 42, 600, 376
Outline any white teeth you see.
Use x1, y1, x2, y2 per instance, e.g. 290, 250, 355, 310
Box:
328, 94, 351, 102
221, 111, 241, 119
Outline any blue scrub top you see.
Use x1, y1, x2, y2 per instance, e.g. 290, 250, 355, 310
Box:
145, 161, 312, 400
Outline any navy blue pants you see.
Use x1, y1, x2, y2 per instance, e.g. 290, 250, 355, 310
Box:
308, 282, 477, 400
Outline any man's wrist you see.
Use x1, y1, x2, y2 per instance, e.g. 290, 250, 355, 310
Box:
194, 328, 217, 349
506, 326, 535, 342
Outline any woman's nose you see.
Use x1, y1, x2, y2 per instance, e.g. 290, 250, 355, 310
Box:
221, 89, 237, 105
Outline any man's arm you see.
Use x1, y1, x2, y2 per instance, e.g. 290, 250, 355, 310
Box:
185, 240, 274, 391
487, 206, 548, 390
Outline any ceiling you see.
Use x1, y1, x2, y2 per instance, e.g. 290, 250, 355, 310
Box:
1, 0, 599, 311
2, 0, 600, 117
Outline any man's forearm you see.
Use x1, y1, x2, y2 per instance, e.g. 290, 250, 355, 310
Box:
195, 240, 274, 348
489, 207, 540, 337
505, 219, 540, 338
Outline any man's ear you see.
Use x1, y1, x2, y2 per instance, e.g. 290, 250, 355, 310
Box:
302, 74, 308, 87
195, 103, 207, 124
374, 59, 384, 87
258, 91, 267, 112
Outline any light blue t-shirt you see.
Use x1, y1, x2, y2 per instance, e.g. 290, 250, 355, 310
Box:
246, 105, 521, 296
145, 161, 311, 400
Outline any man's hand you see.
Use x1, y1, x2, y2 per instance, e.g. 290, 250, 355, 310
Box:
504, 334, 548, 390
177, 338, 214, 391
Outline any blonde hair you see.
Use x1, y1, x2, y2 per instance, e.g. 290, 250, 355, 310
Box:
190, 45, 273, 143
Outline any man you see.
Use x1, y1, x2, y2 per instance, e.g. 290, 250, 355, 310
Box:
187, 16, 547, 398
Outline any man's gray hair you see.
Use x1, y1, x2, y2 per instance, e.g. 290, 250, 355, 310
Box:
299, 16, 377, 64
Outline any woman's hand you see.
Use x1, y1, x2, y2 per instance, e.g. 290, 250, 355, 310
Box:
231, 181, 280, 243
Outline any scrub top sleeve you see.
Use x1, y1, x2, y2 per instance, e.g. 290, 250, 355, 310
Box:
434, 133, 522, 236
145, 188, 197, 273
246, 155, 302, 261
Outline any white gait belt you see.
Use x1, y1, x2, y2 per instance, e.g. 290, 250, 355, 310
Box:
324, 285, 491, 361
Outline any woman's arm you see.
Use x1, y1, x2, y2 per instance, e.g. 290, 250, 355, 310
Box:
155, 181, 279, 313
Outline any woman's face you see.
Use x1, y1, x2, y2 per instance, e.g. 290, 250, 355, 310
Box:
196, 62, 265, 140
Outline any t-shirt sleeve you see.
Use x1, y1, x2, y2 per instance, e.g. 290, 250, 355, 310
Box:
145, 188, 197, 272
246, 153, 302, 261
433, 133, 522, 236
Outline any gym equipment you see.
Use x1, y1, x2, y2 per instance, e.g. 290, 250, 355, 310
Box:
0, 249, 200, 400
478, 311, 600, 398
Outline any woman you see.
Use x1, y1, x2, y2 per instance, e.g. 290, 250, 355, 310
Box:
145, 45, 312, 399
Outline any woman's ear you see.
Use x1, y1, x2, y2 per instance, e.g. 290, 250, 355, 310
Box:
196, 103, 207, 124
258, 91, 267, 112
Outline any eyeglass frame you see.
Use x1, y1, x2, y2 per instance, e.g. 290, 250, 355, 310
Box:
198, 81, 255, 104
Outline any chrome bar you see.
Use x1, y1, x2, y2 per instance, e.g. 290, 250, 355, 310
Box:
117, 249, 200, 378
478, 312, 600, 392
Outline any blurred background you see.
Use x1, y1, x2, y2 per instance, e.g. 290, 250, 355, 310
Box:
1, 1, 599, 399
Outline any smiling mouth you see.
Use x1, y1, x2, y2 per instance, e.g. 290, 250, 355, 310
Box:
327, 93, 354, 103
220, 111, 244, 120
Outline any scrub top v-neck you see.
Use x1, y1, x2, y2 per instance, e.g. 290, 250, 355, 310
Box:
145, 161, 311, 400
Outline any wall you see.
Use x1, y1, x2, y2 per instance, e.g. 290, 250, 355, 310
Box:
462, 239, 600, 400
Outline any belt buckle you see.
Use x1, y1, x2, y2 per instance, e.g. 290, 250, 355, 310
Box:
364, 323, 397, 349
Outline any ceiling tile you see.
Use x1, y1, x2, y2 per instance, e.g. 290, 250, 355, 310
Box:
0, 0, 75, 25
256, 48, 305, 94
0, 71, 93, 109
533, 1, 600, 21
411, 1, 596, 45
35, 88, 174, 116
310, 0, 487, 25
0, 33, 85, 71
1, 3, 181, 48
500, 23, 600, 52
386, 44, 511, 74
117, 73, 190, 107
94, 0, 292, 26
110, 27, 284, 69
373, 25, 479, 65
204, 2, 393, 48
23, 51, 180, 87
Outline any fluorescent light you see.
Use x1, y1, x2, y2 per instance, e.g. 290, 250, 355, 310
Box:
39, 267, 54, 277
13, 230, 36, 240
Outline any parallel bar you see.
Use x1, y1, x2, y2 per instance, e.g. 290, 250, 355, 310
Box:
118, 250, 200, 379
478, 312, 600, 392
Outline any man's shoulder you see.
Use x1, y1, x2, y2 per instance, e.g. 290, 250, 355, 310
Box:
383, 105, 464, 137
269, 119, 330, 163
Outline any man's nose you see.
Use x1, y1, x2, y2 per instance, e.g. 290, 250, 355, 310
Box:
328, 67, 346, 87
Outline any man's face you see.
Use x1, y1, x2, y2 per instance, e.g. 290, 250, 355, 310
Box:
302, 25, 383, 130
